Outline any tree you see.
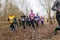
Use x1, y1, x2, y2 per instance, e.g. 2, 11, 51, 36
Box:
0, 0, 3, 17
39, 0, 55, 23
0, 3, 1, 16
2, 0, 23, 22
20, 0, 30, 16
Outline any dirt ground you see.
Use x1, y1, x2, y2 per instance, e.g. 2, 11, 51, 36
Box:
0, 22, 60, 40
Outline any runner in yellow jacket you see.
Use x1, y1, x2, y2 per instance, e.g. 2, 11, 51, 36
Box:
8, 14, 16, 31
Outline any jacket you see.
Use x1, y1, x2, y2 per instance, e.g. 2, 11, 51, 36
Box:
52, 0, 60, 11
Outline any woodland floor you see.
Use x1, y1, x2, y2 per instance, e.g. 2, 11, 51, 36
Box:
0, 22, 60, 40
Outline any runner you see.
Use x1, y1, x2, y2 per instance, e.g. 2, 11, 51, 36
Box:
14, 18, 18, 28
40, 16, 44, 26
34, 13, 40, 28
21, 15, 26, 29
29, 10, 35, 30
52, 0, 60, 34
8, 14, 16, 31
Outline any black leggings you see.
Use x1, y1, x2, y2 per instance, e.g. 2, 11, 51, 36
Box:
56, 12, 60, 26
22, 21, 25, 29
35, 20, 39, 27
55, 12, 60, 33
26, 21, 31, 26
31, 20, 35, 30
10, 23, 15, 31
56, 16, 60, 26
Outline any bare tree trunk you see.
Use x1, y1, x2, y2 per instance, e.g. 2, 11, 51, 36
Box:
53, 11, 56, 23
0, 0, 2, 17
0, 1, 1, 16
5, 0, 9, 22
39, 0, 55, 24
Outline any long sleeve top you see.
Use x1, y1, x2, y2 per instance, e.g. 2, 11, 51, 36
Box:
29, 13, 35, 20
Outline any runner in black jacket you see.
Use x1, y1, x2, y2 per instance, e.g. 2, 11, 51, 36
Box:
52, 0, 60, 34
21, 15, 26, 29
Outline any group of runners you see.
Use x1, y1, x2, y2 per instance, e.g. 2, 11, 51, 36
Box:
19, 10, 45, 30
8, 10, 45, 32
7, 0, 60, 35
